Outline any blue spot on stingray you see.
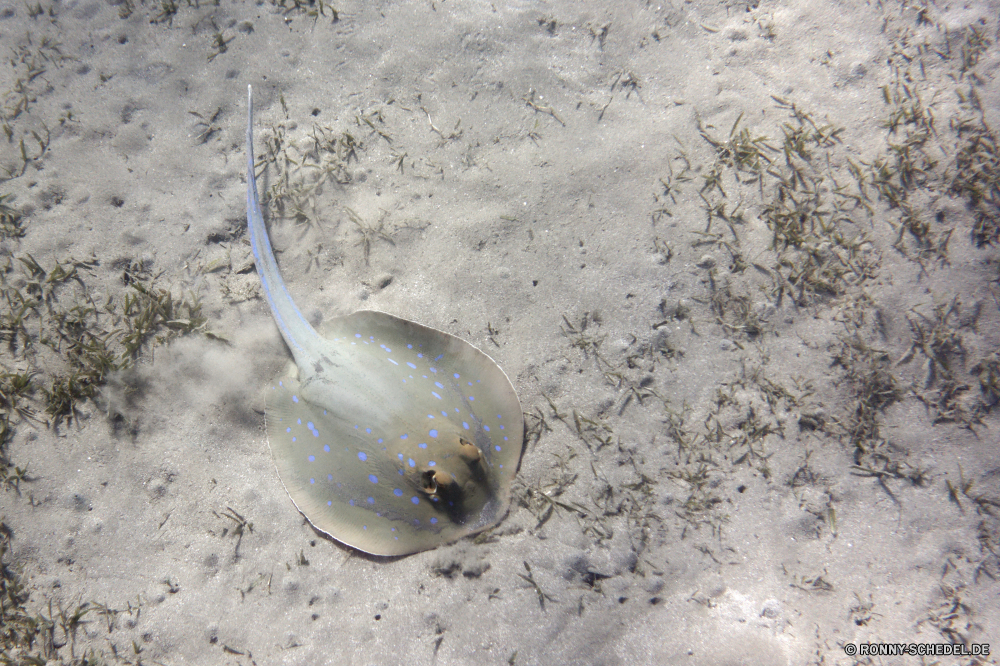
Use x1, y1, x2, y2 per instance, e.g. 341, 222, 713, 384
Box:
427, 414, 434, 419
400, 434, 409, 440
430, 367, 437, 373
297, 419, 302, 425
308, 421, 314, 429
417, 353, 424, 358
495, 445, 502, 452
388, 358, 398, 365
310, 478, 315, 484
413, 519, 420, 525
358, 451, 368, 462
430, 517, 438, 524
411, 497, 420, 505
286, 427, 291, 433
463, 422, 469, 429
469, 396, 475, 402
378, 438, 384, 444
292, 395, 299, 403
504, 436, 509, 441
419, 443, 427, 449
441, 411, 447, 417
328, 474, 333, 481
324, 445, 330, 452
349, 499, 355, 506
327, 501, 332, 506
429, 429, 438, 438
397, 453, 403, 460
308, 455, 315, 462
500, 425, 505, 430
408, 458, 416, 467
435, 382, 444, 389
407, 362, 417, 369
432, 391, 442, 399
369, 474, 378, 484
367, 497, 374, 504
292, 437, 297, 443
394, 488, 403, 497
484, 426, 490, 432
398, 469, 404, 475
453, 373, 460, 379
355, 333, 361, 338
428, 461, 436, 467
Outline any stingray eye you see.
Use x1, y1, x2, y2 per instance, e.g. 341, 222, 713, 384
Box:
433, 470, 455, 488
420, 469, 457, 498
458, 438, 482, 464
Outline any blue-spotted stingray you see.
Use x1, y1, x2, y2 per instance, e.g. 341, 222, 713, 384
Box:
245, 86, 524, 556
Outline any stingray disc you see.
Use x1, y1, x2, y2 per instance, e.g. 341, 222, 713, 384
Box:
265, 310, 524, 556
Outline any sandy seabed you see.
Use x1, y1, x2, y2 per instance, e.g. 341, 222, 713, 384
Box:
1, 0, 999, 664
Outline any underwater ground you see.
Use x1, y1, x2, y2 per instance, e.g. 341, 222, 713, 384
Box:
1, 0, 999, 664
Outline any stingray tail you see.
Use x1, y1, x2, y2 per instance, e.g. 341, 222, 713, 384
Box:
246, 85, 318, 358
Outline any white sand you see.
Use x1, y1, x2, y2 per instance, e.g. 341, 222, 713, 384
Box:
1, 0, 998, 664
